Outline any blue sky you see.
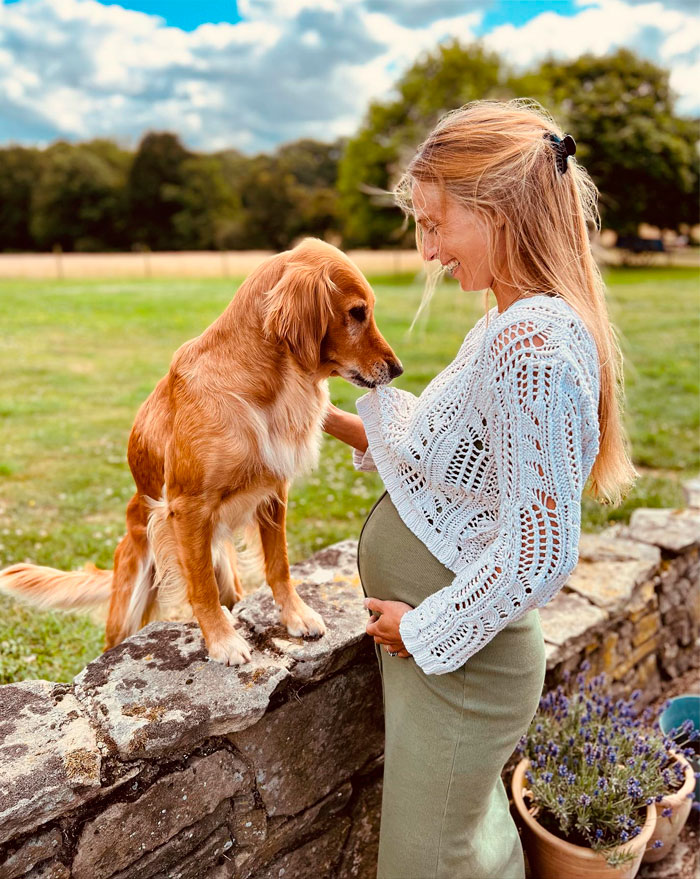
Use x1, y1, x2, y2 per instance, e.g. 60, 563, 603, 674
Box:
0, 0, 697, 152
1, 0, 585, 32
5, 0, 247, 29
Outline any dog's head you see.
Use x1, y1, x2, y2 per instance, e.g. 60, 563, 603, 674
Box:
262, 238, 403, 388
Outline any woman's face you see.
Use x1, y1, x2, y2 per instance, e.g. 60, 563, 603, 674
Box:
411, 179, 504, 292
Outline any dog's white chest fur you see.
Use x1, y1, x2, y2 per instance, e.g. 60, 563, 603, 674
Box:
230, 377, 330, 483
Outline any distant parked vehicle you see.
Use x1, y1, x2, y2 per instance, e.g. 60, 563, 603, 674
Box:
615, 235, 669, 265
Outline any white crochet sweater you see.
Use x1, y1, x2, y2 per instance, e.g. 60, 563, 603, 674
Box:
352, 294, 600, 676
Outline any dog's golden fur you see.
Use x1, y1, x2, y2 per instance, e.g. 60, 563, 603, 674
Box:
0, 238, 401, 665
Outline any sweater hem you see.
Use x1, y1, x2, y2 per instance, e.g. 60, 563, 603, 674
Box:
356, 390, 464, 576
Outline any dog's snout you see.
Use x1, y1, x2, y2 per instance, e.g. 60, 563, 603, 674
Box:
388, 360, 403, 380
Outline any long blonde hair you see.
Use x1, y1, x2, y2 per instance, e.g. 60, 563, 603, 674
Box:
392, 97, 638, 506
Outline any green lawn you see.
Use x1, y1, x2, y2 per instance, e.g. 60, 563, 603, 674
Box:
1, 267, 698, 683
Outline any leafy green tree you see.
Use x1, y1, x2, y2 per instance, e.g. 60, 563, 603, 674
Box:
277, 138, 343, 188
278, 138, 343, 243
222, 139, 343, 249
164, 154, 243, 250
0, 146, 42, 251
338, 40, 505, 247
512, 48, 699, 233
29, 143, 126, 251
233, 154, 297, 250
125, 132, 191, 250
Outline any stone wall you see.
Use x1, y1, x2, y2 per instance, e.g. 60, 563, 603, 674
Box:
1, 482, 698, 879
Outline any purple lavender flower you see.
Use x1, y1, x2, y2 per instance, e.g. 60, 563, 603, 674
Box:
627, 777, 642, 800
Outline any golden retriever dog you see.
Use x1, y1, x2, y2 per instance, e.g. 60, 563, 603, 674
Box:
0, 238, 402, 666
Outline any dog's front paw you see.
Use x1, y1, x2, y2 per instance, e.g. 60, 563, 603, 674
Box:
279, 597, 327, 639
205, 607, 253, 666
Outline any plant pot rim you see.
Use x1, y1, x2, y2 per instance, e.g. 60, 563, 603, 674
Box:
512, 758, 657, 861
659, 749, 696, 805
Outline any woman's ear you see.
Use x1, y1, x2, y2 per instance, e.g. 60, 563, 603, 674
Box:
262, 261, 336, 372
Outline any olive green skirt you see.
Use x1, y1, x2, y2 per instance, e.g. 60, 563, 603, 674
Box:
357, 490, 547, 879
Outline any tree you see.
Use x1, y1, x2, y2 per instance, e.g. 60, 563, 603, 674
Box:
277, 138, 343, 243
0, 146, 42, 251
513, 49, 699, 233
223, 139, 344, 250
165, 154, 242, 250
29, 143, 126, 251
337, 40, 505, 247
233, 154, 297, 250
125, 132, 191, 250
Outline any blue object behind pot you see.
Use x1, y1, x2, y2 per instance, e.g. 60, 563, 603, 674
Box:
660, 694, 700, 802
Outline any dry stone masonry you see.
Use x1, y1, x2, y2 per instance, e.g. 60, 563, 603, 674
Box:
1, 479, 699, 878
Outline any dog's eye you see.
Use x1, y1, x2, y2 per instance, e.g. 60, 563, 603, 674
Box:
349, 306, 367, 322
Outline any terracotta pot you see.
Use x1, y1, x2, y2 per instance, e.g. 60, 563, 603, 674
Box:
642, 751, 695, 863
511, 758, 656, 879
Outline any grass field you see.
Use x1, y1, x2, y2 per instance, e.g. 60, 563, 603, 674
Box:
1, 266, 698, 683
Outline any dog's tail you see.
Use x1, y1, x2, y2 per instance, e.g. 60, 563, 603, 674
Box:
0, 562, 112, 611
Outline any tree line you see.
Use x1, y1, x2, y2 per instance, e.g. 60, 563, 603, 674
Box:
0, 43, 697, 253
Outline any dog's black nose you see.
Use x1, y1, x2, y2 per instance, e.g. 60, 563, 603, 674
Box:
388, 360, 403, 379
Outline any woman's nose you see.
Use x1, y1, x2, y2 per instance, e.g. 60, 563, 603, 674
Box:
422, 231, 439, 262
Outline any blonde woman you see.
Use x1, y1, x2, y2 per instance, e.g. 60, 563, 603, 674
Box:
323, 98, 637, 879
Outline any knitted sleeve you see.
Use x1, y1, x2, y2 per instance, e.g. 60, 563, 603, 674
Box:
398, 320, 597, 675
352, 446, 378, 472
351, 386, 420, 472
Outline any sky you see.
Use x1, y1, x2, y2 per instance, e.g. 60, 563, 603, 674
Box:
0, 0, 698, 153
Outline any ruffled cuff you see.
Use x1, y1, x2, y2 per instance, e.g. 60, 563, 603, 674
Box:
398, 606, 446, 675
351, 446, 378, 472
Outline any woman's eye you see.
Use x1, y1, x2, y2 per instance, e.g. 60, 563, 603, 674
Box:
349, 306, 367, 322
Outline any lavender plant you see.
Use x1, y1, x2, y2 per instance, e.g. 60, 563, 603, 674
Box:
515, 660, 700, 869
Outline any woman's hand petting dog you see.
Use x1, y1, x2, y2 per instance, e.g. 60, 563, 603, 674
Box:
363, 597, 414, 658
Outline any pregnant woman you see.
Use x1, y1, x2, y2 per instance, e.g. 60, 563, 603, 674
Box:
323, 98, 637, 879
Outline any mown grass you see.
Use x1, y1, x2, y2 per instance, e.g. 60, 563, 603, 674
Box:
1, 266, 698, 683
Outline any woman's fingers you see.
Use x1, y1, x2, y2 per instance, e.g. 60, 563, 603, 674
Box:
372, 635, 395, 645
383, 645, 410, 658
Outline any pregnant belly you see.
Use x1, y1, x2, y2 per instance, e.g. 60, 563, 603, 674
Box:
357, 490, 454, 607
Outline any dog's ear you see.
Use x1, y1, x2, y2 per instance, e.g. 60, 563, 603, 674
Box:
262, 261, 336, 372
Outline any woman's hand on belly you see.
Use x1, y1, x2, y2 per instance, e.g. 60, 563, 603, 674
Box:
364, 597, 414, 658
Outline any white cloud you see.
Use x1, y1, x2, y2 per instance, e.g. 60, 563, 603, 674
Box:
0, 0, 696, 153
483, 0, 700, 114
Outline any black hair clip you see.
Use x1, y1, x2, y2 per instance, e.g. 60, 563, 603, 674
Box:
543, 131, 576, 175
